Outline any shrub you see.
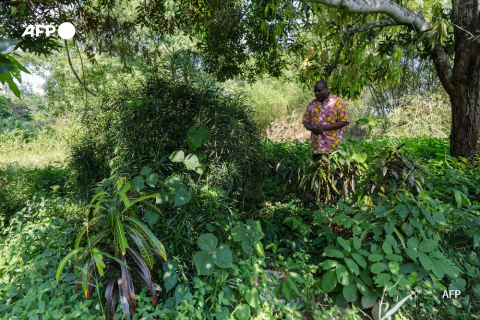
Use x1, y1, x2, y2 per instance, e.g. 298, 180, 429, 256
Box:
70, 52, 265, 205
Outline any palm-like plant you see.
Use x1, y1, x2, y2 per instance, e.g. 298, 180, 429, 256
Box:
57, 176, 167, 319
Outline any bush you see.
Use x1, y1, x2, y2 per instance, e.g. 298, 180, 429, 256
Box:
70, 52, 265, 205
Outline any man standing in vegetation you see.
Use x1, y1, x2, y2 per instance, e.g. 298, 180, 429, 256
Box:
302, 80, 350, 161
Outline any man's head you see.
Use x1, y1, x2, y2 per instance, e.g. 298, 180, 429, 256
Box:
314, 80, 329, 102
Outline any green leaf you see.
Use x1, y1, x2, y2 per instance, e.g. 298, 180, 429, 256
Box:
146, 173, 159, 187
56, 248, 84, 282
417, 252, 433, 271
184, 154, 200, 171
374, 273, 391, 286
352, 225, 362, 235
169, 150, 185, 163
194, 163, 206, 175
368, 254, 383, 262
325, 247, 344, 258
418, 239, 437, 253
351, 253, 367, 268
361, 290, 378, 309
173, 188, 191, 207
395, 205, 409, 220
194, 251, 215, 275
124, 100, 134, 108
355, 278, 368, 295
336, 264, 349, 285
343, 283, 357, 302
187, 135, 202, 151
407, 237, 419, 249
287, 277, 301, 296
134, 99, 143, 106
164, 175, 184, 190
131, 176, 145, 192
245, 288, 259, 308
389, 261, 400, 275
382, 242, 393, 255
141, 166, 152, 176
234, 304, 250, 320
197, 127, 211, 140
350, 152, 367, 163
344, 258, 360, 275
212, 245, 233, 268
0, 39, 20, 52
163, 260, 178, 293
353, 237, 362, 250
128, 229, 154, 270
322, 269, 337, 293
124, 217, 167, 260
198, 233, 218, 253
231, 225, 249, 242
144, 210, 160, 227
337, 237, 351, 252
156, 190, 169, 204
320, 260, 338, 270
370, 262, 388, 274
115, 218, 129, 255
282, 280, 291, 301
289, 272, 305, 284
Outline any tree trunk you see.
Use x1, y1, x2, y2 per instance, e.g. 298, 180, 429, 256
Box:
448, 0, 480, 158
449, 79, 480, 158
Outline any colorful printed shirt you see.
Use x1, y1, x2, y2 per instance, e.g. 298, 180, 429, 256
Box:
302, 95, 350, 154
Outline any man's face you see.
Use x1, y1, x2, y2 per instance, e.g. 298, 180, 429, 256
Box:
314, 83, 329, 102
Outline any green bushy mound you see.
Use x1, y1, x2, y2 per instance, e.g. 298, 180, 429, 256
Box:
70, 61, 265, 201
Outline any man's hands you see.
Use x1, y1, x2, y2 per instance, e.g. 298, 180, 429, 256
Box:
303, 122, 324, 135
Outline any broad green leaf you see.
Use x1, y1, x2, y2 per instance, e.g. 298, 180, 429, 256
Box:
134, 99, 143, 106
164, 175, 184, 190
187, 134, 202, 151
282, 280, 291, 301
289, 272, 306, 284
388, 261, 400, 275
352, 225, 362, 235
141, 166, 152, 176
163, 260, 178, 293
361, 290, 378, 309
417, 252, 433, 271
124, 100, 134, 108
322, 269, 337, 293
370, 262, 388, 274
56, 247, 84, 282
418, 239, 437, 253
234, 304, 250, 320
245, 288, 259, 308
212, 245, 233, 268
131, 176, 145, 192
146, 173, 159, 187
337, 237, 351, 252
74, 214, 106, 251
374, 273, 391, 286
336, 264, 349, 285
183, 154, 200, 170
173, 188, 191, 207
355, 278, 368, 295
368, 254, 383, 262
352, 237, 362, 250
325, 247, 344, 258
156, 190, 169, 204
351, 253, 367, 268
287, 277, 301, 296
344, 258, 360, 275
343, 283, 357, 302
407, 237, 419, 249
197, 127, 211, 140
320, 260, 338, 270
194, 163, 206, 175
198, 233, 218, 253
395, 204, 409, 220
382, 242, 393, 255
144, 210, 160, 227
194, 251, 215, 276
169, 150, 185, 163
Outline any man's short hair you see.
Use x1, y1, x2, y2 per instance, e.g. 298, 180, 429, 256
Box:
315, 80, 328, 88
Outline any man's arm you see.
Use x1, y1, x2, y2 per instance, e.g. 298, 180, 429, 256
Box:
317, 121, 349, 132
303, 121, 324, 135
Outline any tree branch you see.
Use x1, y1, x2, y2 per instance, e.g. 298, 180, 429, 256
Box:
325, 18, 399, 76
304, 0, 455, 94
64, 40, 97, 97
